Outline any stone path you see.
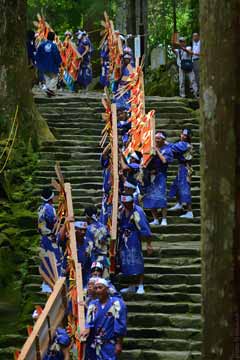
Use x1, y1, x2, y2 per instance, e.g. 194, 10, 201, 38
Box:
0, 91, 201, 359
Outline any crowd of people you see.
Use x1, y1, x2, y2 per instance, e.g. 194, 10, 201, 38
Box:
27, 29, 94, 96
27, 28, 201, 101
32, 28, 196, 359
172, 32, 201, 98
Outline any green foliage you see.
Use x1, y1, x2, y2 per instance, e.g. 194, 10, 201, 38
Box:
145, 62, 179, 96
148, 0, 199, 49
27, 0, 114, 36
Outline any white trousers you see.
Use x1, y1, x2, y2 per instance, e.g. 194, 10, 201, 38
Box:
44, 73, 58, 93
179, 68, 198, 98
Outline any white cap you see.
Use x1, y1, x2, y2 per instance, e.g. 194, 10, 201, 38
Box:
124, 180, 137, 189
91, 262, 103, 271
88, 277, 99, 284
179, 37, 186, 42
121, 195, 134, 203
130, 152, 140, 161
75, 221, 88, 229
95, 278, 109, 288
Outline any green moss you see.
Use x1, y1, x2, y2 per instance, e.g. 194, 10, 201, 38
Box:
145, 63, 179, 97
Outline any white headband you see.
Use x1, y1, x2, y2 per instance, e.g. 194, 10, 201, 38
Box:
121, 195, 134, 203
130, 152, 140, 161
91, 261, 103, 270
95, 278, 109, 288
41, 192, 54, 202
124, 181, 137, 189
75, 221, 88, 229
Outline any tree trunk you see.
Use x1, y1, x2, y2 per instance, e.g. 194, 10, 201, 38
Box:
0, 0, 54, 148
124, 0, 148, 64
115, 0, 127, 34
200, 0, 240, 359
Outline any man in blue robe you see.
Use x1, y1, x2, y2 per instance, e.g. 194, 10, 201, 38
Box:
38, 187, 58, 293
168, 128, 194, 219
74, 221, 92, 288
117, 106, 131, 150
99, 148, 112, 226
114, 53, 134, 111
100, 41, 110, 87
81, 278, 127, 360
84, 206, 110, 274
35, 31, 62, 97
143, 131, 173, 226
76, 31, 93, 90
90, 261, 120, 298
118, 195, 152, 294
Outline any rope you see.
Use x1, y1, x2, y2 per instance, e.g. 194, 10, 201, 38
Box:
0, 107, 19, 174
0, 105, 19, 161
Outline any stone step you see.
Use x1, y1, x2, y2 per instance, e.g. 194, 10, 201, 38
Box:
158, 242, 200, 257
39, 110, 197, 120
38, 102, 193, 111
125, 301, 201, 314
42, 114, 199, 127
127, 326, 201, 341
120, 349, 201, 360
127, 312, 201, 328
124, 337, 201, 352
119, 273, 201, 286
38, 104, 194, 114
34, 163, 201, 176
143, 264, 201, 274
143, 284, 201, 294
31, 94, 202, 360
144, 256, 201, 266
0, 347, 19, 360
123, 292, 201, 304
150, 224, 200, 235
0, 334, 25, 348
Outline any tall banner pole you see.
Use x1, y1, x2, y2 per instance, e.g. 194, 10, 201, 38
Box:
109, 103, 119, 274
64, 182, 85, 359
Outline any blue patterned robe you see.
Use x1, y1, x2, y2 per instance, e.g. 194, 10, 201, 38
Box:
168, 141, 193, 204
143, 144, 173, 209
99, 155, 112, 226
85, 220, 110, 269
115, 64, 134, 111
118, 205, 151, 276
100, 45, 110, 87
77, 37, 93, 88
85, 296, 127, 360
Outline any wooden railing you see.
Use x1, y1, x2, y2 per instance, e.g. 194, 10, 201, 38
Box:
18, 277, 67, 360
17, 163, 86, 359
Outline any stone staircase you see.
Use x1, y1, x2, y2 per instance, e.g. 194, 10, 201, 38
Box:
0, 92, 201, 359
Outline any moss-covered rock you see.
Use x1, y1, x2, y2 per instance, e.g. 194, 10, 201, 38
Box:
145, 63, 179, 97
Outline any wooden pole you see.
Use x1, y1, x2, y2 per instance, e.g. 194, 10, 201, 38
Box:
18, 278, 66, 359
109, 103, 119, 274
64, 183, 85, 333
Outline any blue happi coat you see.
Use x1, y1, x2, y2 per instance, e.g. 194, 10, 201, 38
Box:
38, 202, 64, 282
76, 237, 92, 288
36, 40, 62, 74
100, 44, 110, 87
168, 141, 193, 204
118, 205, 151, 276
143, 144, 173, 209
99, 155, 112, 226
27, 39, 36, 66
85, 296, 127, 360
85, 220, 110, 269
77, 37, 93, 88
115, 63, 134, 111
